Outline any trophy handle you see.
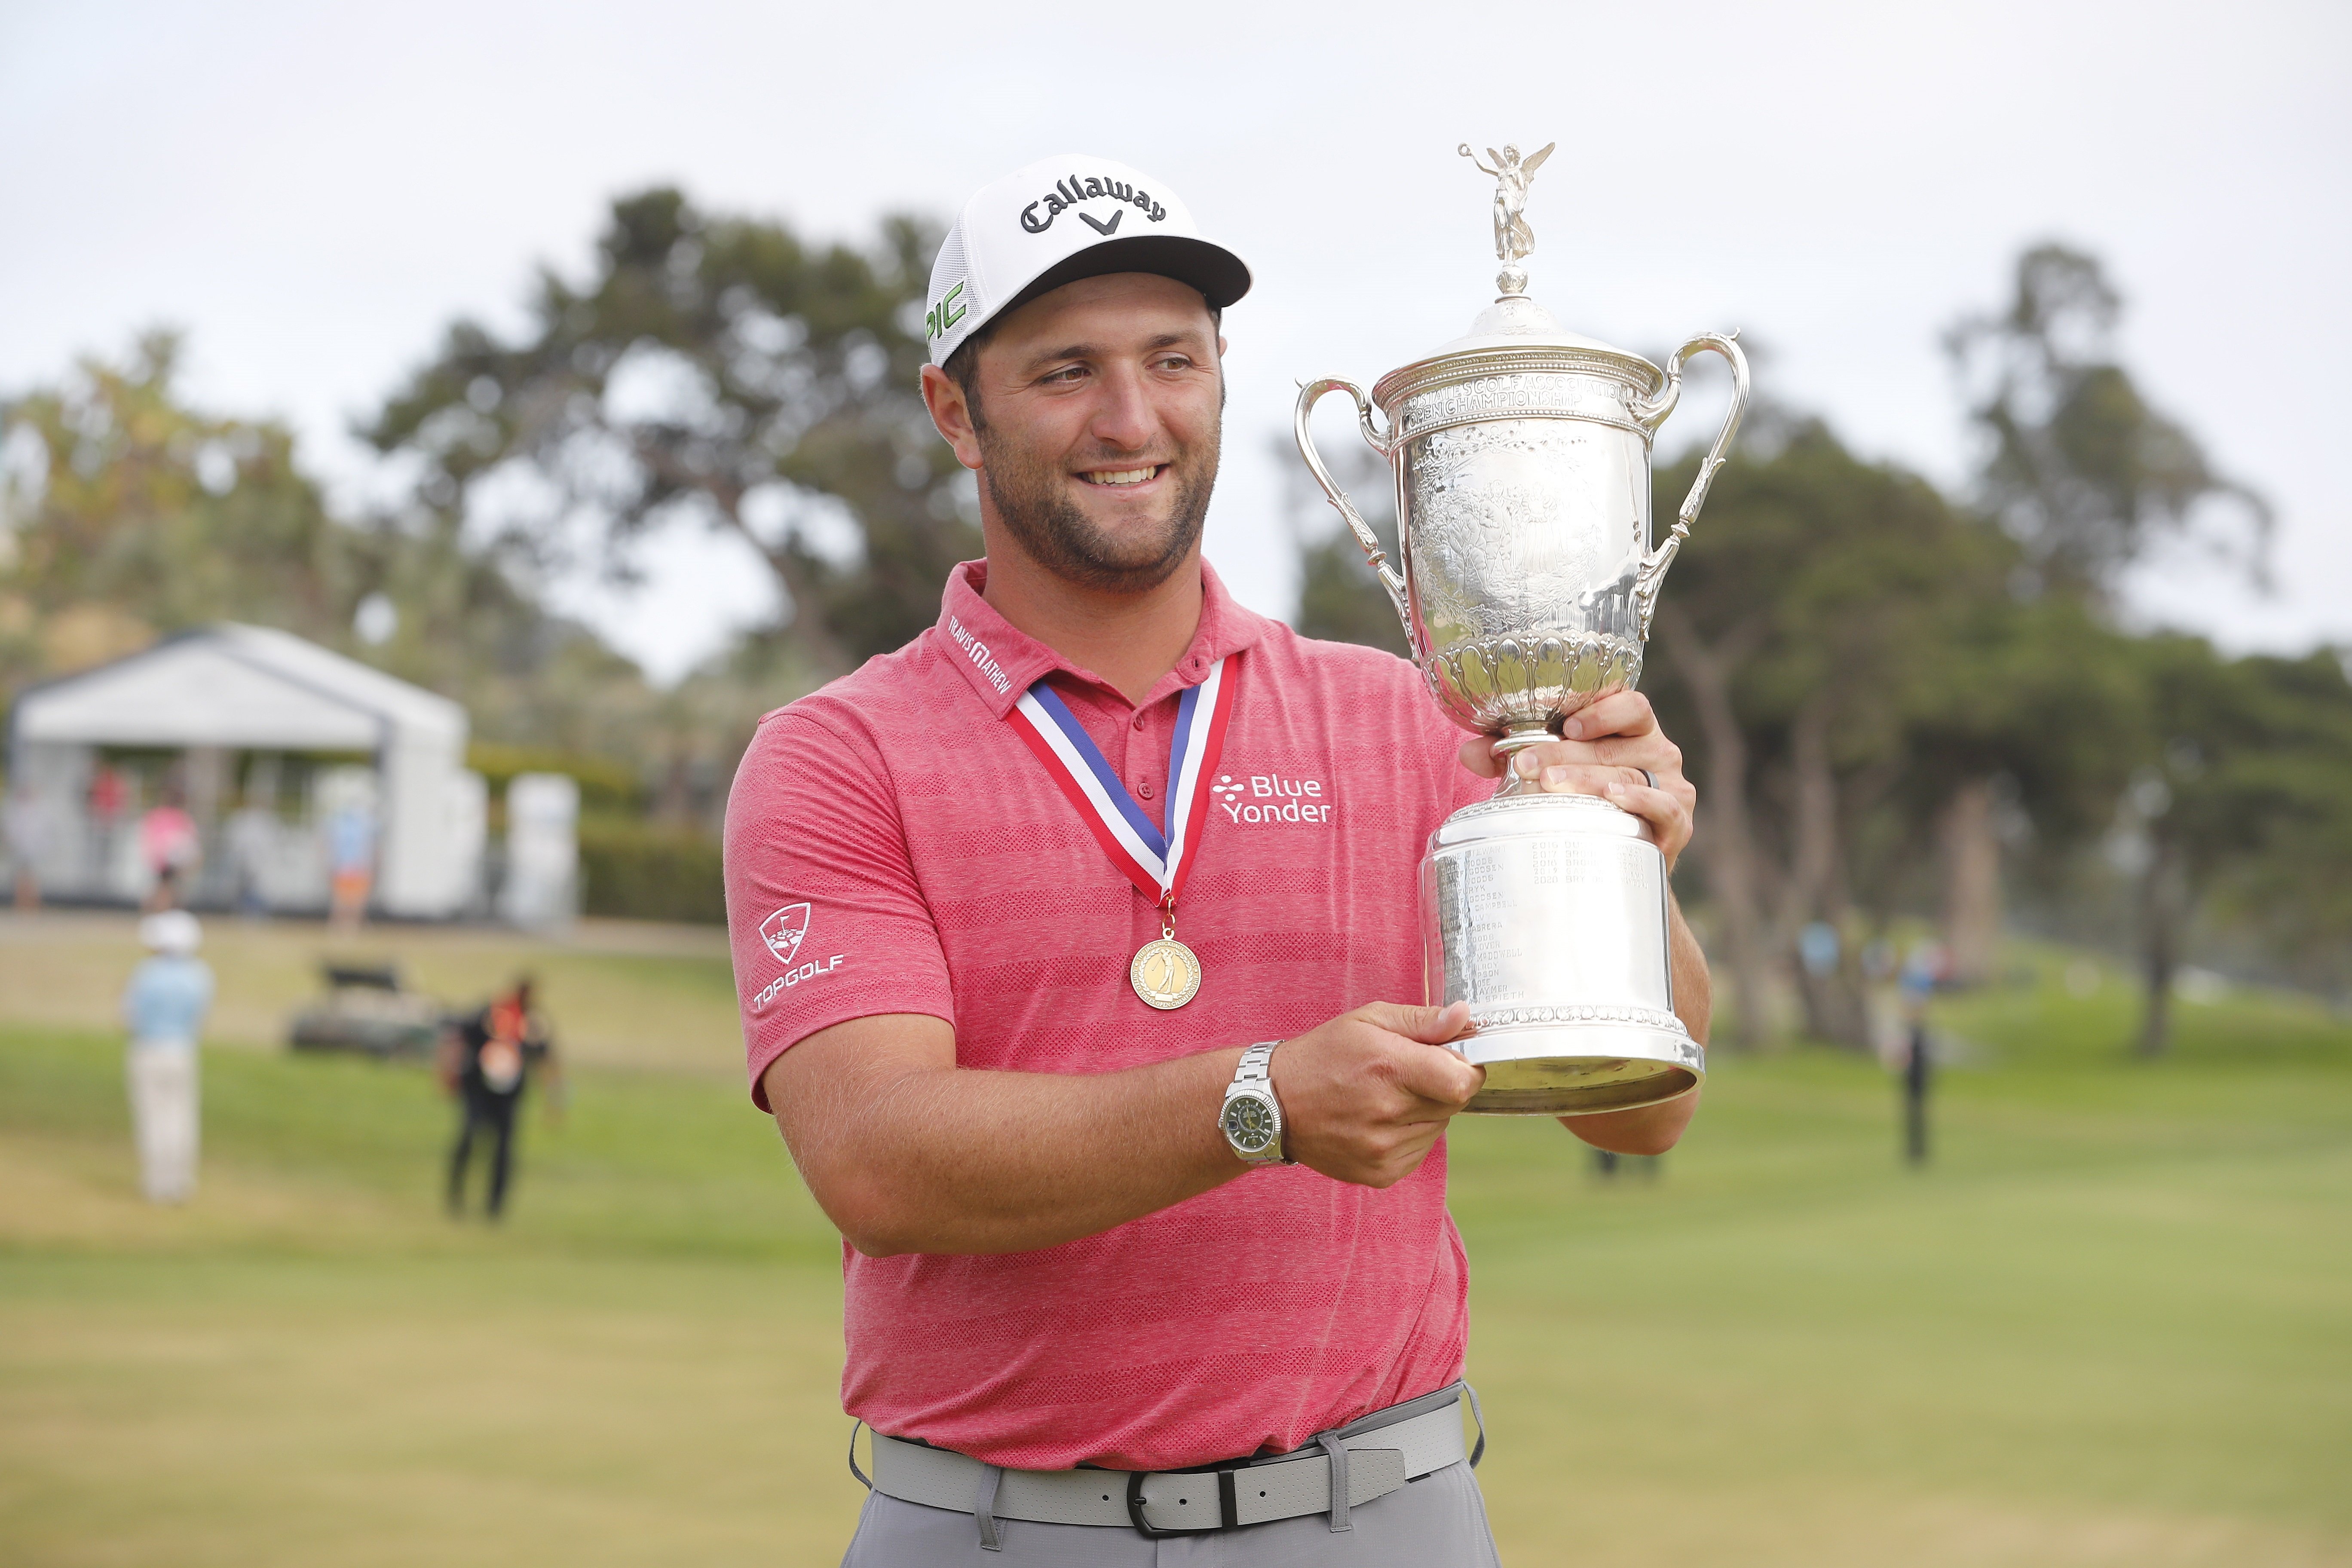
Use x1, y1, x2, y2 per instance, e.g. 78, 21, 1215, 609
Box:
1630, 332, 1750, 640
1294, 377, 1411, 637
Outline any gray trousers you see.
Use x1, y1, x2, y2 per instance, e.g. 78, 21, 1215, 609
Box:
841, 1458, 1503, 1566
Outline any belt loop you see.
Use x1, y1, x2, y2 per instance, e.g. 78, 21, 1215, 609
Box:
1316, 1432, 1353, 1533
847, 1420, 872, 1489
1462, 1382, 1487, 1470
974, 1463, 1006, 1552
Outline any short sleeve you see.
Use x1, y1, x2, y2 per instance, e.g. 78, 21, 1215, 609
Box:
724, 709, 954, 1110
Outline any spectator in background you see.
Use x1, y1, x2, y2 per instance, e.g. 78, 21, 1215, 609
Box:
325, 795, 377, 931
88, 763, 127, 829
120, 910, 214, 1203
441, 976, 562, 1220
5, 786, 48, 910
224, 799, 277, 918
139, 787, 201, 912
87, 763, 127, 882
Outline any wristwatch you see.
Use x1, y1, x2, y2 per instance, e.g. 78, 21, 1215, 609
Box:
1221, 1041, 1291, 1166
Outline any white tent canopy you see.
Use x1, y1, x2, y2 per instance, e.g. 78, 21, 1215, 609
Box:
9, 625, 482, 917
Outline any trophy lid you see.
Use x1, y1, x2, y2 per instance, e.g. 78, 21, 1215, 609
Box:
1428, 290, 1637, 361
1370, 141, 1663, 408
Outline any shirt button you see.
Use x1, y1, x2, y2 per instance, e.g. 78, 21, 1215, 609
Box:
1133, 713, 1146, 730
1137, 782, 1155, 799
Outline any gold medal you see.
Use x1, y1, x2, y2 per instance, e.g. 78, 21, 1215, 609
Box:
1130, 932, 1203, 1010
1000, 661, 1235, 1013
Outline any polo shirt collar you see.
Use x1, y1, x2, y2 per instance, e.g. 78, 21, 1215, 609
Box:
930, 557, 1270, 717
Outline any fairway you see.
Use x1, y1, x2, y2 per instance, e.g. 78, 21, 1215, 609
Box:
3, 920, 2347, 1566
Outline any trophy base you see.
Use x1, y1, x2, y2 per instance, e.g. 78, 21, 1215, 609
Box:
1459, 1019, 1703, 1115
1423, 791, 1703, 1117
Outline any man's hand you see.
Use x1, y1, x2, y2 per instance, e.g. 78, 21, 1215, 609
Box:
1456, 691, 1697, 870
1273, 1001, 1482, 1187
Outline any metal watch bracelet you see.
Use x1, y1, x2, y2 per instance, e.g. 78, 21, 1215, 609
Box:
1222, 1041, 1294, 1166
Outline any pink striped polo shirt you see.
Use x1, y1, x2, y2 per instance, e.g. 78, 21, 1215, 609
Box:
723, 558, 1489, 1472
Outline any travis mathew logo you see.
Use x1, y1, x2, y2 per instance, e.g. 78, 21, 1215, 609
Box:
946, 614, 1013, 694
1020, 174, 1168, 235
760, 903, 811, 964
1212, 773, 1332, 825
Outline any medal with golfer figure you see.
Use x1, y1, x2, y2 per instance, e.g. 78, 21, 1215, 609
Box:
1295, 139, 1749, 1113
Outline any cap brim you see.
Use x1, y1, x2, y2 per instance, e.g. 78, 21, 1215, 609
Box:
1000, 234, 1252, 323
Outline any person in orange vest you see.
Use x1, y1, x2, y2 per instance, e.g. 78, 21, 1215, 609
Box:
440, 977, 562, 1219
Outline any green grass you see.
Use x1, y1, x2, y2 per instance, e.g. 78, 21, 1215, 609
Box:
3, 953, 2348, 1566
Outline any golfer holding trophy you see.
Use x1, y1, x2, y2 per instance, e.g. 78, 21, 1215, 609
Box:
726, 143, 1742, 1563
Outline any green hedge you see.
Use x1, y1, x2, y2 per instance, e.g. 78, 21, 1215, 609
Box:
470, 745, 648, 817
577, 818, 726, 925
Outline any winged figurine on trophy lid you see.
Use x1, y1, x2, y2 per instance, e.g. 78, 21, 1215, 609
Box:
1292, 139, 1751, 1115
1457, 140, 1551, 295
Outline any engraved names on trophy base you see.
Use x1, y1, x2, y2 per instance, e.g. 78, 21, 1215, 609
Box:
1431, 828, 1671, 1015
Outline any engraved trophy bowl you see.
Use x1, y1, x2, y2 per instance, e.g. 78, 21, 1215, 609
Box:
1295, 141, 1749, 1115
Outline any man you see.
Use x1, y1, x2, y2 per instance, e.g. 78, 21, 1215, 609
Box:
5, 784, 47, 910
441, 977, 561, 1219
325, 793, 377, 932
121, 910, 213, 1203
723, 154, 1706, 1563
138, 786, 200, 912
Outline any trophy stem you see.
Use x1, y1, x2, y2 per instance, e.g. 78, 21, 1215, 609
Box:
1489, 725, 1554, 798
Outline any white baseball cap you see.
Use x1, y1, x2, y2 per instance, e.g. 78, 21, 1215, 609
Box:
923, 153, 1252, 368
139, 910, 202, 956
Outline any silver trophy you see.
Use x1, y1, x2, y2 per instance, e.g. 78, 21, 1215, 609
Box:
1295, 141, 1748, 1115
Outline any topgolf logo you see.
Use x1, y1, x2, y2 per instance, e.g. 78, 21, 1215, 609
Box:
760, 903, 811, 965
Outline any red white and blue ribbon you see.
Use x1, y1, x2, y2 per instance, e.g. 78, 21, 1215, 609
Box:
1007, 656, 1237, 912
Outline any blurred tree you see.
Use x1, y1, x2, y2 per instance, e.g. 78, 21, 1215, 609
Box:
0, 332, 670, 780
2112, 639, 2352, 1053
2209, 649, 2352, 1001
1945, 243, 2272, 600
1894, 592, 2147, 967
355, 507, 662, 761
1281, 432, 1409, 652
1648, 413, 2013, 1048
0, 331, 358, 684
1933, 244, 2276, 985
363, 188, 977, 677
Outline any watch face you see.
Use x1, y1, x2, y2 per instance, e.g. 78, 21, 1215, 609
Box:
1224, 1094, 1277, 1154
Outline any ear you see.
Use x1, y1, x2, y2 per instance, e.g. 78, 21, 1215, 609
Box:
920, 364, 986, 472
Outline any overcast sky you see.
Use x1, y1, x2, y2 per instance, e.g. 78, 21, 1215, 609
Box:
5, 0, 2346, 683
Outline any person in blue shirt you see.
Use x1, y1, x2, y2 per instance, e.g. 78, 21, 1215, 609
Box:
120, 910, 214, 1202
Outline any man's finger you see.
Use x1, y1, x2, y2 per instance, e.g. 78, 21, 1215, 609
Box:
1508, 740, 1596, 779
1604, 779, 1690, 865
1534, 763, 1625, 797
1391, 1041, 1486, 1108
1605, 776, 1682, 827
1458, 736, 1507, 778
1560, 691, 1656, 741
1360, 999, 1475, 1044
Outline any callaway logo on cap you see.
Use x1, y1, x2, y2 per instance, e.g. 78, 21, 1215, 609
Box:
925, 153, 1253, 368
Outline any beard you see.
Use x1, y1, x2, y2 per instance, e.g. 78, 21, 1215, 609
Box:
976, 424, 1219, 594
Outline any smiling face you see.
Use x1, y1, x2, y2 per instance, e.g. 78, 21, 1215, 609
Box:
923, 272, 1224, 594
